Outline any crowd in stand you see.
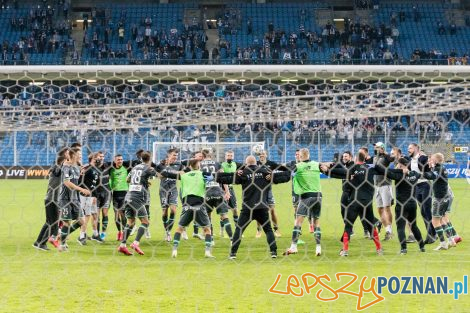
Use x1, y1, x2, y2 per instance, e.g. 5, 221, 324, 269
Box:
0, 1, 468, 65
80, 8, 208, 64
213, 5, 469, 66
0, 0, 73, 65
216, 14, 404, 65
216, 8, 241, 35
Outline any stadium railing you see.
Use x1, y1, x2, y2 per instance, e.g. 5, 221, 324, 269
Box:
0, 58, 463, 66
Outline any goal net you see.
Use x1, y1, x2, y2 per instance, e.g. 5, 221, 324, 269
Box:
152, 141, 265, 164
0, 65, 468, 312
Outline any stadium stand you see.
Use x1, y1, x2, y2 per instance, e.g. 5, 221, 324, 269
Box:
0, 1, 72, 65
0, 1, 468, 166
1, 1, 470, 65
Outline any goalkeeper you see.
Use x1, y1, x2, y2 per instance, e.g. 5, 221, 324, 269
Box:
109, 154, 129, 241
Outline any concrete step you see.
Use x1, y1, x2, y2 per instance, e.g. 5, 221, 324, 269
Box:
206, 29, 219, 53
184, 8, 201, 27
315, 9, 333, 26
445, 9, 465, 26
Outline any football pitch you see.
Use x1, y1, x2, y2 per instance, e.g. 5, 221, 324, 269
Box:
0, 179, 468, 313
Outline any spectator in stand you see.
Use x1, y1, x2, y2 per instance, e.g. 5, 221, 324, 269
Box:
438, 21, 446, 35
413, 5, 420, 22
268, 21, 274, 32
450, 22, 456, 35
383, 49, 393, 64
71, 49, 79, 64
399, 10, 405, 22
83, 12, 89, 30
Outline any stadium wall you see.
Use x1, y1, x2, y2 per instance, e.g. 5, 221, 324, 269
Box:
1, 164, 468, 180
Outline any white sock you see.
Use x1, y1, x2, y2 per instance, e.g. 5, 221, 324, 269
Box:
291, 243, 297, 250
79, 232, 86, 239
386, 225, 392, 233
93, 230, 99, 236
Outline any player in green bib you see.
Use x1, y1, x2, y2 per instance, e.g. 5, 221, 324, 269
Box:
160, 159, 215, 258
221, 150, 242, 228
109, 154, 129, 241
284, 148, 325, 257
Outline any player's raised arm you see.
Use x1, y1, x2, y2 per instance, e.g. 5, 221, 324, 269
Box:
325, 165, 348, 179
268, 169, 291, 184
216, 171, 239, 185
374, 160, 406, 181
384, 167, 405, 181
158, 168, 184, 180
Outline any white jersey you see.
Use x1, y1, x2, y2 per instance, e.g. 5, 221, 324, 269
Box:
410, 154, 427, 184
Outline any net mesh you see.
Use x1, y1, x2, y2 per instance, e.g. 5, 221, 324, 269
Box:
0, 65, 469, 131
1, 65, 469, 312
152, 141, 265, 163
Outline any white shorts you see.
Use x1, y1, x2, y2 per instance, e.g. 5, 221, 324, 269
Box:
375, 185, 393, 207
80, 195, 98, 216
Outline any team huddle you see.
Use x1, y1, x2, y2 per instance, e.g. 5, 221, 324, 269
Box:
33, 141, 462, 258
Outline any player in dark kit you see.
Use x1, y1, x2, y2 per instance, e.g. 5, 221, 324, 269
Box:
118, 151, 156, 256
255, 150, 283, 238
94, 151, 112, 241
285, 149, 301, 217
157, 148, 185, 242
324, 152, 383, 257
407, 143, 436, 244
217, 155, 291, 259
33, 149, 68, 251
57, 148, 91, 252
359, 147, 374, 165
78, 152, 102, 245
200, 149, 233, 242
373, 142, 395, 241
125, 149, 158, 238
332, 151, 372, 239
376, 158, 425, 254
423, 153, 458, 251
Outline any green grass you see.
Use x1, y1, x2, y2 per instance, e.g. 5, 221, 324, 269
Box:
0, 179, 469, 313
